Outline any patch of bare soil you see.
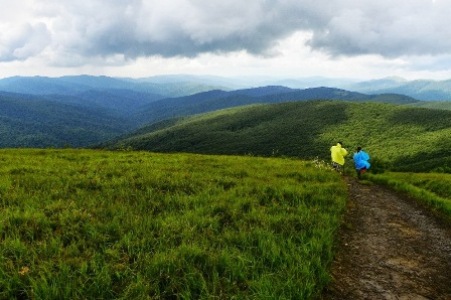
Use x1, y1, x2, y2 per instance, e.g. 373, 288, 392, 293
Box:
321, 177, 451, 300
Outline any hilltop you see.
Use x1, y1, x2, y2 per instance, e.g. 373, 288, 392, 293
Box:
1, 75, 450, 299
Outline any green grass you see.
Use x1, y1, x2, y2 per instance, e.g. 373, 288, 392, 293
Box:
0, 149, 347, 299
368, 172, 451, 221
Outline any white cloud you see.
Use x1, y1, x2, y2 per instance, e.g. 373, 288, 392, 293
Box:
0, 22, 51, 61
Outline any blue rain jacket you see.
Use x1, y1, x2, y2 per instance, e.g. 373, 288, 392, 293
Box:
353, 150, 371, 170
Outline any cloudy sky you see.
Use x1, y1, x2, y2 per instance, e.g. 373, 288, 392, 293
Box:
1, 0, 451, 80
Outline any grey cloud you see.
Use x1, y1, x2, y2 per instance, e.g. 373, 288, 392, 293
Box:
4, 0, 451, 63
49, 0, 303, 59
307, 1, 451, 58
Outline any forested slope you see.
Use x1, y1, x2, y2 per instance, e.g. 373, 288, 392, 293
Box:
0, 92, 132, 147
106, 101, 451, 173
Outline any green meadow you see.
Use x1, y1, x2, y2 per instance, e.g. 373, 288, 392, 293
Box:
0, 149, 347, 299
368, 172, 451, 222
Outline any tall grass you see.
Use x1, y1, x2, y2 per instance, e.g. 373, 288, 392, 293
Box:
368, 172, 451, 221
0, 149, 347, 299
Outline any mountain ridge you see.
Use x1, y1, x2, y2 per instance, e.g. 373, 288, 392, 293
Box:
131, 85, 419, 126
2, 74, 451, 101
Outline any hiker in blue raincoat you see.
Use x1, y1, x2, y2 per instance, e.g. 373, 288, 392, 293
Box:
353, 147, 371, 179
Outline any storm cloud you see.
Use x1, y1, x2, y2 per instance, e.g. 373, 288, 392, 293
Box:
1, 0, 451, 64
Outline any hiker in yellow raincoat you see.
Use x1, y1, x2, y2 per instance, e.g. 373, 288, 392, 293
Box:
330, 141, 348, 172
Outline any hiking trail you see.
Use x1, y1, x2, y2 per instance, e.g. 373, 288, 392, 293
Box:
321, 176, 451, 300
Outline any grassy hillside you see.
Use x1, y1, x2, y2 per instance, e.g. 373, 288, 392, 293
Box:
368, 172, 451, 221
0, 149, 347, 299
107, 101, 451, 173
110, 101, 346, 157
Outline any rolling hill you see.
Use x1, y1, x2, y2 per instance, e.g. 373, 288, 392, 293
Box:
130, 86, 419, 125
0, 79, 420, 148
105, 101, 451, 173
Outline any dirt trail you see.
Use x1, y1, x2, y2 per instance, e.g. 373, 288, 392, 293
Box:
321, 177, 451, 300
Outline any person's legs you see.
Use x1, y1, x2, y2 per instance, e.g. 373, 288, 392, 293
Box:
332, 162, 343, 173
357, 167, 367, 179
332, 162, 339, 171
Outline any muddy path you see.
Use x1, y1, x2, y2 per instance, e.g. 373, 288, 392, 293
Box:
321, 176, 451, 300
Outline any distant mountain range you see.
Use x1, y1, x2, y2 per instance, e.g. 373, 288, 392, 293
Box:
0, 75, 449, 149
344, 77, 451, 101
0, 75, 229, 98
214, 75, 451, 101
1, 74, 451, 100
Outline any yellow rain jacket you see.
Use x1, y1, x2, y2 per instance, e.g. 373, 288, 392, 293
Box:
330, 143, 348, 166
